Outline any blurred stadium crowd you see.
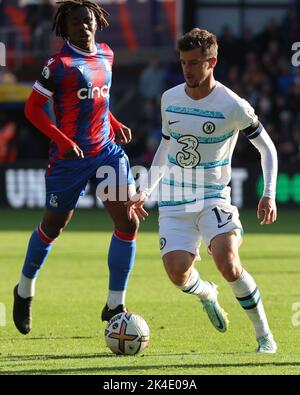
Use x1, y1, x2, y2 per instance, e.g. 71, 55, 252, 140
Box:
0, 1, 299, 168
128, 10, 300, 168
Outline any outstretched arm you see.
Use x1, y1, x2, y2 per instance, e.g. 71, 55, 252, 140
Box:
243, 123, 278, 225
127, 135, 170, 220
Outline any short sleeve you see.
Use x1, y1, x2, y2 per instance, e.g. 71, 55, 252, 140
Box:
33, 56, 63, 99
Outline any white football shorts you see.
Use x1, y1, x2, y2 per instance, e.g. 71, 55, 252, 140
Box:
158, 199, 243, 258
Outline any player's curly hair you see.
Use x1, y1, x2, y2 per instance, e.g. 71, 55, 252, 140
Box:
178, 28, 218, 58
53, 0, 109, 40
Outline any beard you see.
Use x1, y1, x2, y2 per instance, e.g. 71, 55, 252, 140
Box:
185, 75, 208, 89
186, 81, 199, 88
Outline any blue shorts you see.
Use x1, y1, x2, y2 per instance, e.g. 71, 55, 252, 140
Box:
45, 144, 134, 212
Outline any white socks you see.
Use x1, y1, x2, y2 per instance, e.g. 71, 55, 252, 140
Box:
107, 290, 126, 309
18, 273, 36, 298
177, 268, 214, 300
229, 269, 270, 339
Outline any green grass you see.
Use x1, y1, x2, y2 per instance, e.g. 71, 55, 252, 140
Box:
0, 209, 300, 375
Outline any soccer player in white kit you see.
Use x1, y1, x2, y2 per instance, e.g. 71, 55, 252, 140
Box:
128, 28, 278, 353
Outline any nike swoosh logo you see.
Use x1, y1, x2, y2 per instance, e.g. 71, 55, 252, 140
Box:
213, 306, 225, 330
168, 120, 180, 125
77, 66, 84, 74
217, 221, 232, 229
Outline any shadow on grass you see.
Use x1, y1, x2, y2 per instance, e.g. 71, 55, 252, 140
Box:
1, 361, 300, 375
0, 353, 114, 362
4, 336, 95, 341
0, 351, 251, 362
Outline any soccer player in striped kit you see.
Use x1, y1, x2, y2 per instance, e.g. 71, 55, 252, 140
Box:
128, 28, 278, 353
13, 1, 138, 334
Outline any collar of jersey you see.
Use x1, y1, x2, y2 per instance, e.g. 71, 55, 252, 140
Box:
183, 81, 220, 102
67, 41, 97, 56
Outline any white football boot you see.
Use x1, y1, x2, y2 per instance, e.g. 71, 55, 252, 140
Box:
256, 333, 277, 354
200, 282, 229, 333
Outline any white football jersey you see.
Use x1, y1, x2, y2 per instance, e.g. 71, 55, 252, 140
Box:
159, 81, 258, 210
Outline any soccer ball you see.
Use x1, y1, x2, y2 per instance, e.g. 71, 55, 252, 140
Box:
104, 312, 150, 355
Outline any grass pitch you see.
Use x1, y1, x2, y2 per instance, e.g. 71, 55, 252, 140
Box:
0, 208, 300, 375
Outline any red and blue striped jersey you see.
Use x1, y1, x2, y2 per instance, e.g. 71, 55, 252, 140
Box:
33, 41, 115, 159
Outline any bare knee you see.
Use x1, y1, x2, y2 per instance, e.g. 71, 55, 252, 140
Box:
163, 253, 193, 287
167, 266, 190, 287
210, 233, 242, 282
103, 192, 140, 235
40, 210, 73, 239
40, 220, 66, 239
213, 250, 242, 282
219, 263, 242, 282
115, 217, 139, 235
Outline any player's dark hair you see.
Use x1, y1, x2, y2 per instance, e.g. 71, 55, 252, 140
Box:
178, 28, 218, 58
53, 0, 109, 40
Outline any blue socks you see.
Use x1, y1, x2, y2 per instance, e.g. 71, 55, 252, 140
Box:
107, 230, 136, 291
21, 224, 55, 279
19, 225, 136, 308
